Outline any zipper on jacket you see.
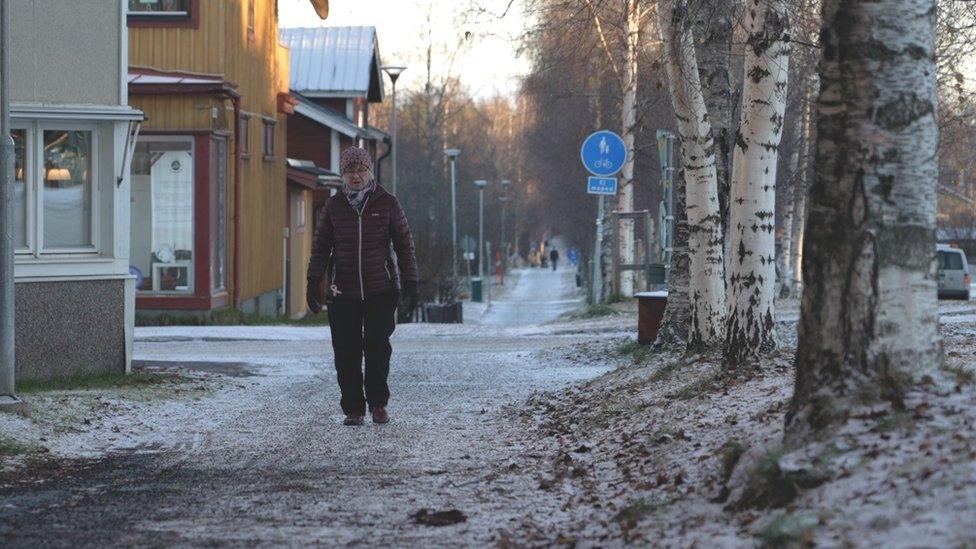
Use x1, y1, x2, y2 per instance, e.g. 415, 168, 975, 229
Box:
357, 196, 371, 300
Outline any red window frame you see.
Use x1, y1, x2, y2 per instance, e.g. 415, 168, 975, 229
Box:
127, 0, 200, 29
240, 114, 251, 159
262, 120, 276, 160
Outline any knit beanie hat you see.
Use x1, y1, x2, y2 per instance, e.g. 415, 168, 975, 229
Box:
339, 147, 372, 174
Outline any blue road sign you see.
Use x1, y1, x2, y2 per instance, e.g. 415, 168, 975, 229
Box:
581, 130, 627, 176
587, 176, 618, 195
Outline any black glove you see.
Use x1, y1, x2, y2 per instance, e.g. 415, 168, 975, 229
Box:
402, 281, 419, 311
306, 279, 322, 314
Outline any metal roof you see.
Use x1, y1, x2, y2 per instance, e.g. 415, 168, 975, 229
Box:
279, 26, 384, 102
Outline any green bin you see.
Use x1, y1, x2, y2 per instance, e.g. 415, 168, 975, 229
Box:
471, 278, 483, 303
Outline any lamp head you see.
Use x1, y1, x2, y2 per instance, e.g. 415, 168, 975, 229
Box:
444, 148, 461, 159
501, 179, 512, 188
473, 179, 488, 189
381, 65, 407, 83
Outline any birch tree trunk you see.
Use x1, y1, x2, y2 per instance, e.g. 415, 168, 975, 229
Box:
618, 0, 640, 296
725, 0, 790, 368
654, 158, 690, 348
659, 0, 726, 349
693, 0, 734, 289
791, 76, 818, 295
777, 146, 800, 300
787, 0, 941, 441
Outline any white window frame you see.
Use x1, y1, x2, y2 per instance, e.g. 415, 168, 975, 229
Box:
12, 123, 35, 256
127, 0, 190, 17
36, 122, 100, 256
132, 135, 196, 296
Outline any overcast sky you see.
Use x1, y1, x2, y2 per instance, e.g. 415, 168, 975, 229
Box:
278, 0, 532, 99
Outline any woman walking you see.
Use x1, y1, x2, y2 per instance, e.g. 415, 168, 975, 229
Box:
306, 147, 419, 425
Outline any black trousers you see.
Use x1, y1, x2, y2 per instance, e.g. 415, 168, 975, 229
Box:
326, 291, 398, 415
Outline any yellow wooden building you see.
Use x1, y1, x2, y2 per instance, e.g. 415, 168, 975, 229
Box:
126, 0, 326, 315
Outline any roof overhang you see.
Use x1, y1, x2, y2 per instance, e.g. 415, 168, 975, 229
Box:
294, 90, 368, 99
362, 125, 390, 142
293, 95, 361, 139
287, 158, 342, 190
308, 0, 329, 19
127, 68, 239, 98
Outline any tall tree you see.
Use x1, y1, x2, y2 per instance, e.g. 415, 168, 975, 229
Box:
659, 0, 727, 349
725, 0, 790, 368
653, 157, 691, 348
787, 0, 941, 440
692, 0, 735, 284
617, 0, 641, 295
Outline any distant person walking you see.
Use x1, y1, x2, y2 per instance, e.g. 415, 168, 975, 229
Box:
306, 147, 419, 426
549, 248, 560, 271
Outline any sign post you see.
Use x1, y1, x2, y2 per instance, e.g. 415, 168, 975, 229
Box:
656, 130, 677, 281
581, 130, 627, 304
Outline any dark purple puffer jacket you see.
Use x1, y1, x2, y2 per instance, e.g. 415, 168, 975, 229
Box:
306, 184, 419, 300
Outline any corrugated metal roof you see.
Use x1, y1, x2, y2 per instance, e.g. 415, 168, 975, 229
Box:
279, 26, 383, 101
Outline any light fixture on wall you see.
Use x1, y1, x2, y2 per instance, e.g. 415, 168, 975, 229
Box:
45, 167, 71, 181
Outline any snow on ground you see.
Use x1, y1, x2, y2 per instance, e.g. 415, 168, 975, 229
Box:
485, 302, 976, 547
3, 277, 976, 546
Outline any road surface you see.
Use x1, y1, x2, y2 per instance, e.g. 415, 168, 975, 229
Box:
475, 266, 585, 326
0, 264, 604, 547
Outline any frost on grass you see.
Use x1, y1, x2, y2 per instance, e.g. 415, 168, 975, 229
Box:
490, 309, 976, 546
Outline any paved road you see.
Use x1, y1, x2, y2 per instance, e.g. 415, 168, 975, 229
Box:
0, 263, 603, 547
475, 266, 585, 327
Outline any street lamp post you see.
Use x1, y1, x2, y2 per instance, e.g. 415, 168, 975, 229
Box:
444, 148, 461, 299
474, 179, 488, 279
498, 195, 509, 279
0, 0, 17, 405
499, 179, 511, 276
381, 65, 406, 195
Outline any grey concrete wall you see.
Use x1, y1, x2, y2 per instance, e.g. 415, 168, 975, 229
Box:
241, 288, 283, 317
3, 0, 121, 106
15, 279, 126, 381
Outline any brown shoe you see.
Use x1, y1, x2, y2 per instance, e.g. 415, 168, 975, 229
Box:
371, 407, 390, 424
343, 413, 365, 426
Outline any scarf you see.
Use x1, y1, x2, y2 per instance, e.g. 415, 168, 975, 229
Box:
342, 181, 375, 213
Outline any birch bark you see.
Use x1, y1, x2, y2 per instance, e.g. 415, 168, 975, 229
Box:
725, 0, 790, 368
659, 0, 726, 349
777, 146, 800, 299
787, 0, 941, 441
618, 0, 640, 296
791, 75, 818, 294
693, 0, 734, 288
654, 157, 691, 348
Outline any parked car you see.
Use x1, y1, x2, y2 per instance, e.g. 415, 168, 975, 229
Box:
937, 244, 971, 300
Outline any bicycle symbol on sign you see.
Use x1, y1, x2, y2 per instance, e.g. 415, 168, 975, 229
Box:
593, 158, 613, 169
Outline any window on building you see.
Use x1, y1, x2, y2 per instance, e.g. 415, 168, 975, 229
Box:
240, 115, 251, 158
295, 194, 307, 229
247, 0, 256, 42
12, 122, 101, 256
128, 0, 190, 16
262, 120, 275, 160
130, 138, 195, 294
43, 129, 94, 250
127, 0, 198, 28
11, 129, 28, 250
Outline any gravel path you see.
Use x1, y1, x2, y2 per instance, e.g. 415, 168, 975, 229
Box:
0, 266, 611, 547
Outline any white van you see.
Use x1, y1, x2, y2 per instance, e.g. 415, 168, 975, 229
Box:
937, 244, 970, 300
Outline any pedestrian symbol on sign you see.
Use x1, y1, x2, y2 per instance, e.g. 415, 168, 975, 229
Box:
580, 130, 627, 177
